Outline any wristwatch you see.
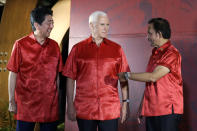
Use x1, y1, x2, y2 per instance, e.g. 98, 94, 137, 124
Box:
124, 72, 129, 80
122, 99, 130, 103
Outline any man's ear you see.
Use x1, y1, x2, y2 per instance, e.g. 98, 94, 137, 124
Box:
34, 22, 39, 30
89, 22, 93, 30
157, 31, 163, 38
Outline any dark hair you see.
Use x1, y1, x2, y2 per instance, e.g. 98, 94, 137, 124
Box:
30, 7, 53, 31
148, 18, 171, 39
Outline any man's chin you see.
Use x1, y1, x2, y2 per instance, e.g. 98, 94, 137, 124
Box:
101, 35, 107, 38
151, 43, 156, 47
150, 44, 154, 47
45, 33, 50, 38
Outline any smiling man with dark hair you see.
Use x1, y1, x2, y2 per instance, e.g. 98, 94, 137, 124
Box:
7, 7, 62, 131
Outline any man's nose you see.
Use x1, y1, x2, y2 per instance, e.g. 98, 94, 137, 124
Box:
104, 25, 108, 30
50, 23, 54, 29
146, 34, 149, 40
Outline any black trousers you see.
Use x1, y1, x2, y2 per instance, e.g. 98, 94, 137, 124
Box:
16, 120, 58, 131
146, 113, 182, 131
77, 118, 118, 131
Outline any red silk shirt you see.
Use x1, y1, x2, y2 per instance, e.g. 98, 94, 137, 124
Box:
7, 33, 62, 122
141, 41, 183, 116
63, 36, 130, 120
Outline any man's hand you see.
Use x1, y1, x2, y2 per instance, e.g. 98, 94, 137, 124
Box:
136, 93, 144, 124
66, 78, 76, 121
8, 101, 17, 113
67, 103, 76, 121
136, 109, 143, 124
117, 72, 127, 82
120, 102, 130, 123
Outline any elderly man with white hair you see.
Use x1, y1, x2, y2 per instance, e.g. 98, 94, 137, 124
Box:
62, 11, 130, 131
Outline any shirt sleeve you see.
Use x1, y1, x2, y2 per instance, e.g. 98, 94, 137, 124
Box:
119, 47, 131, 73
57, 47, 63, 72
157, 50, 179, 72
62, 45, 77, 80
7, 41, 21, 73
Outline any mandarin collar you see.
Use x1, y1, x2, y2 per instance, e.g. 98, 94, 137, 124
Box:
87, 36, 108, 45
152, 41, 171, 55
28, 32, 49, 46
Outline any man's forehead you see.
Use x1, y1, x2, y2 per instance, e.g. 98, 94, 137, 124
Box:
148, 24, 155, 31
148, 24, 152, 28
98, 15, 108, 20
44, 15, 53, 20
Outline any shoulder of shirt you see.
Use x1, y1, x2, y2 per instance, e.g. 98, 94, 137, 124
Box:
71, 38, 91, 48
71, 38, 122, 50
15, 35, 30, 44
15, 36, 59, 47
47, 38, 59, 47
164, 43, 181, 57
48, 37, 58, 44
104, 38, 122, 48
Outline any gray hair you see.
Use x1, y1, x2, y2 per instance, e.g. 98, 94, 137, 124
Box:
89, 11, 107, 25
